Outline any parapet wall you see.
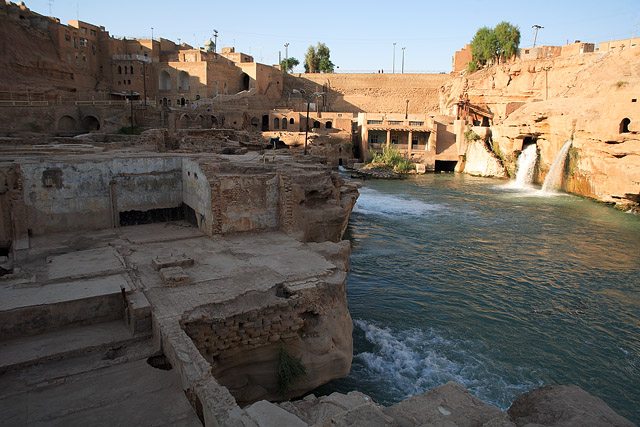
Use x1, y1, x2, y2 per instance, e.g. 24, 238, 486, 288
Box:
289, 73, 449, 114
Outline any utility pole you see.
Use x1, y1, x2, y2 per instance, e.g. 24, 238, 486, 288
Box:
532, 25, 544, 48
284, 42, 289, 72
213, 30, 218, 53
401, 47, 406, 73
393, 43, 397, 73
151, 27, 154, 40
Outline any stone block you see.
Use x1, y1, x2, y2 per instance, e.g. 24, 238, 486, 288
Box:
159, 267, 190, 287
151, 254, 195, 271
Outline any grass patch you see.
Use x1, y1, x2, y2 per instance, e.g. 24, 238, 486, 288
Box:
616, 80, 629, 88
368, 145, 414, 173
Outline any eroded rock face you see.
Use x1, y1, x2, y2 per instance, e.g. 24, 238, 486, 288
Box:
443, 48, 640, 208
180, 242, 353, 406
507, 385, 635, 427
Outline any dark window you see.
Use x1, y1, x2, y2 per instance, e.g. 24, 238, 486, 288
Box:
620, 118, 631, 134
274, 118, 280, 129
118, 65, 122, 74
290, 118, 295, 125
325, 121, 332, 129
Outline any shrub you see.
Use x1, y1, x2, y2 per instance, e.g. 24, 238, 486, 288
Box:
278, 344, 306, 397
368, 145, 414, 173
466, 61, 479, 74
464, 130, 481, 141
616, 81, 629, 88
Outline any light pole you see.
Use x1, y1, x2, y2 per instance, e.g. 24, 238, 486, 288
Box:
393, 42, 397, 73
532, 25, 543, 48
293, 89, 324, 155
284, 42, 289, 72
151, 27, 154, 40
213, 30, 218, 53
401, 47, 406, 73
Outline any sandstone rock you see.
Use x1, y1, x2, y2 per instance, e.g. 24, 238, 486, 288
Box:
507, 385, 635, 427
383, 382, 514, 427
462, 140, 508, 178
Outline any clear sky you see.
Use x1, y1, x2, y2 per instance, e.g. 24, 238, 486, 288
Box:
24, 0, 640, 73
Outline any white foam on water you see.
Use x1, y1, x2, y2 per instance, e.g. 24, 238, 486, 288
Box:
352, 319, 542, 409
338, 165, 349, 172
353, 187, 444, 217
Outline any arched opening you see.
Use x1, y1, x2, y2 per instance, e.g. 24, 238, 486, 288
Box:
58, 115, 77, 132
180, 114, 189, 128
118, 65, 122, 74
181, 97, 186, 107
262, 115, 269, 131
211, 115, 219, 128
130, 65, 134, 74
313, 121, 321, 129
242, 73, 250, 91
196, 115, 205, 128
326, 121, 332, 129
178, 71, 190, 90
81, 115, 100, 132
282, 118, 287, 130
273, 118, 280, 129
159, 70, 171, 90
620, 118, 631, 133
290, 118, 295, 125
162, 97, 168, 107
251, 117, 259, 128
338, 158, 343, 166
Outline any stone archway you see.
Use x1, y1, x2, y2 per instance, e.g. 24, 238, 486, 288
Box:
180, 114, 190, 128
58, 115, 77, 132
159, 70, 171, 91
178, 71, 190, 90
81, 115, 100, 132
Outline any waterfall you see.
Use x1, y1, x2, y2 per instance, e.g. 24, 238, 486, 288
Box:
541, 140, 572, 193
513, 144, 538, 187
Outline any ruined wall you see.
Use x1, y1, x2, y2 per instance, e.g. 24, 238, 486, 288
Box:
181, 268, 352, 406
19, 157, 183, 234
289, 73, 449, 114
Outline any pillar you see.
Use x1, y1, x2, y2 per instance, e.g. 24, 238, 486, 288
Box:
386, 130, 391, 148
408, 130, 413, 153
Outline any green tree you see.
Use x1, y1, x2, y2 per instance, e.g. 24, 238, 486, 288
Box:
494, 21, 520, 63
280, 57, 299, 73
304, 42, 334, 73
469, 22, 520, 70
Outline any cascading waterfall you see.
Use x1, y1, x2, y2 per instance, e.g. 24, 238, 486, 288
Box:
513, 144, 538, 187
541, 140, 572, 193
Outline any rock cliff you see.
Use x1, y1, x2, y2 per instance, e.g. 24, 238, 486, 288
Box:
443, 47, 640, 209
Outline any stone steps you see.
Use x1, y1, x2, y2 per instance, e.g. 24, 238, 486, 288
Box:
0, 320, 152, 374
0, 273, 132, 340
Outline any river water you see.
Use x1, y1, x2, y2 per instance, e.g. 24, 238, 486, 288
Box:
316, 174, 640, 424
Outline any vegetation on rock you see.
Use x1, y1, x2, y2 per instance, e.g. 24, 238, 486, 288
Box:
278, 344, 306, 397
367, 145, 414, 173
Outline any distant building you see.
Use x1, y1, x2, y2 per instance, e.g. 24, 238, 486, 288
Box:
519, 45, 562, 61
560, 41, 595, 56
599, 37, 639, 53
452, 44, 473, 73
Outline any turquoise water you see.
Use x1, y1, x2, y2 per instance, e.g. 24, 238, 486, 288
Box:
316, 174, 640, 423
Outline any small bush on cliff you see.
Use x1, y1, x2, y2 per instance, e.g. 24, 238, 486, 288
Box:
616, 80, 629, 88
278, 344, 306, 397
464, 130, 481, 141
466, 61, 478, 74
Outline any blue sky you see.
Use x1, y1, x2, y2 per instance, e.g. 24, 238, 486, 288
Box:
25, 0, 640, 73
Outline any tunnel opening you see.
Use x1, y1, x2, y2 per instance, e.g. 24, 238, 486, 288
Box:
435, 160, 457, 172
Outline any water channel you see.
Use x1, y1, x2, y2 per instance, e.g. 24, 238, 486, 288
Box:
316, 173, 640, 424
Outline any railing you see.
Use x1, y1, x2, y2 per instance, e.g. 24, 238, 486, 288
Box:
112, 54, 152, 63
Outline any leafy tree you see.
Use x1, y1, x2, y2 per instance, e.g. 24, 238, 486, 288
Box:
469, 22, 520, 70
304, 42, 334, 73
280, 57, 299, 74
494, 21, 520, 63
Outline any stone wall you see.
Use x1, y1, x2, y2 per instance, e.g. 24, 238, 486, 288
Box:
287, 73, 449, 114
181, 269, 352, 406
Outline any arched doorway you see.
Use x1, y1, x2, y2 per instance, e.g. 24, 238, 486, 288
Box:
81, 115, 100, 131
242, 73, 250, 91
58, 115, 77, 132
326, 121, 333, 129
178, 71, 190, 90
273, 118, 280, 129
620, 118, 631, 133
211, 115, 219, 128
313, 121, 321, 129
159, 70, 171, 90
196, 115, 205, 128
282, 118, 287, 130
180, 114, 189, 128
262, 115, 269, 131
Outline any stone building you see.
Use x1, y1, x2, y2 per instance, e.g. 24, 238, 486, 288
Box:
599, 37, 639, 53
